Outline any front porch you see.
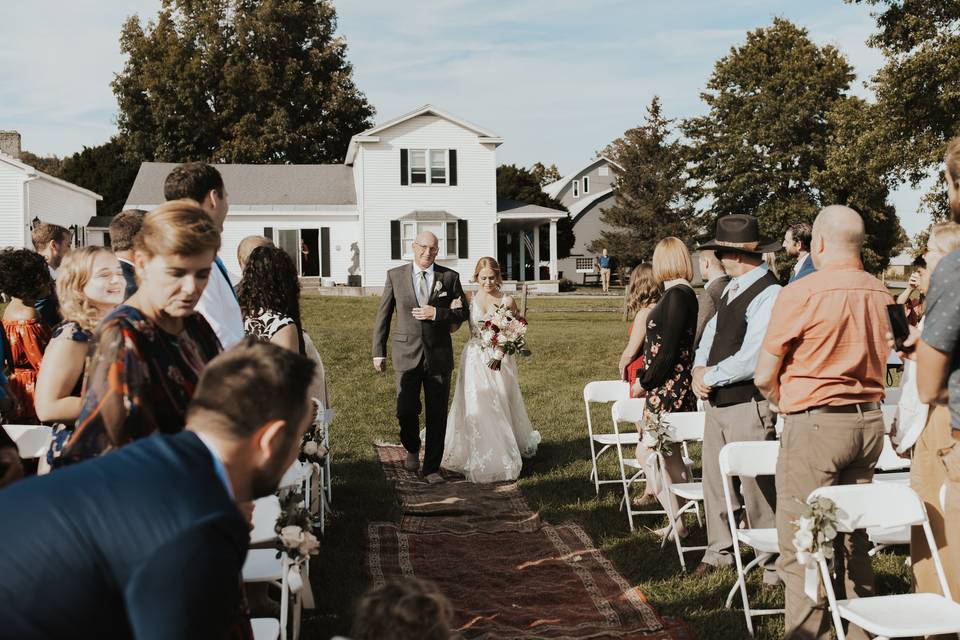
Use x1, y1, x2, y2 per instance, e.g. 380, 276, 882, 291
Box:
496, 198, 564, 283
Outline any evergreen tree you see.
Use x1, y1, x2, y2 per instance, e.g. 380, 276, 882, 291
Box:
113, 0, 374, 164
592, 96, 698, 267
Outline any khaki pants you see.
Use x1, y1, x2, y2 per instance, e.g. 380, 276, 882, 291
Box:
910, 405, 960, 603
776, 409, 884, 640
600, 267, 611, 292
701, 399, 778, 581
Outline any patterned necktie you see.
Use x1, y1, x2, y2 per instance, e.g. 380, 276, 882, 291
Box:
417, 270, 429, 306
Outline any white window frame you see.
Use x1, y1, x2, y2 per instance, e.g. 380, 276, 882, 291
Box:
572, 179, 580, 198
583, 175, 589, 194
407, 148, 449, 186
400, 219, 458, 259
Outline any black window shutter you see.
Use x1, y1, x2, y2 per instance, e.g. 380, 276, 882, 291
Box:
400, 149, 409, 185
391, 220, 401, 259
457, 219, 468, 258
449, 149, 457, 186
320, 227, 331, 278
263, 227, 273, 240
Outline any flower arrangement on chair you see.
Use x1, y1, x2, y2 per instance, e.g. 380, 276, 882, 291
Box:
793, 495, 839, 599
640, 409, 673, 457
274, 490, 320, 604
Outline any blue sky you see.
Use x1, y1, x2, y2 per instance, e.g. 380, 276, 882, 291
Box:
0, 0, 929, 237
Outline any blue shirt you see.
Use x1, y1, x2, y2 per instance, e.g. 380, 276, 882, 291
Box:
694, 263, 781, 387
597, 255, 612, 268
921, 248, 960, 431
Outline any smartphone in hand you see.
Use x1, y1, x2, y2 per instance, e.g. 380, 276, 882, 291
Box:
887, 303, 911, 352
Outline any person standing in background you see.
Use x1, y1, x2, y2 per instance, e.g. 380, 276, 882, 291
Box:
783, 221, 815, 283
896, 255, 926, 326
109, 209, 146, 300
597, 249, 613, 293
695, 250, 729, 349
163, 162, 244, 348
619, 262, 661, 398
30, 222, 70, 327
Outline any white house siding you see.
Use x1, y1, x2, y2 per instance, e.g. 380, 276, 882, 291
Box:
28, 179, 98, 244
220, 210, 360, 283
0, 162, 25, 247
357, 115, 498, 288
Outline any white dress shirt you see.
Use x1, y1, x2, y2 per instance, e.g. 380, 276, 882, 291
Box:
195, 258, 244, 348
412, 263, 435, 306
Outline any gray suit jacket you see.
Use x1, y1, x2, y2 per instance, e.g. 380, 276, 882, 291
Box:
695, 275, 731, 348
372, 263, 470, 373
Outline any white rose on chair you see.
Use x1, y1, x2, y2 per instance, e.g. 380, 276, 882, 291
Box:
279, 525, 304, 549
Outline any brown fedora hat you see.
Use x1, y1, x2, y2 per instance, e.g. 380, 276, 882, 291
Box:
697, 214, 783, 255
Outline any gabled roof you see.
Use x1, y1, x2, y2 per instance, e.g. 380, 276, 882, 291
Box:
124, 162, 356, 207
568, 188, 616, 223
86, 215, 114, 229
344, 104, 503, 165
542, 155, 623, 199
0, 152, 102, 201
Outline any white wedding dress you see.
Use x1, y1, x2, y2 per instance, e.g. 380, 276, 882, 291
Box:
442, 299, 541, 483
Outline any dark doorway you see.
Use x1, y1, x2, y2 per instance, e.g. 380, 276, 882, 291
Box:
301, 229, 320, 277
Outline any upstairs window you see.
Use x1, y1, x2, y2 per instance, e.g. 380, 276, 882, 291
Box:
410, 150, 427, 184
401, 148, 453, 186
599, 165, 610, 177
583, 176, 589, 193
431, 150, 447, 184
572, 179, 579, 198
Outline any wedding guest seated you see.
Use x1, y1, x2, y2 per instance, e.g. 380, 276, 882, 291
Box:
31, 222, 71, 327
342, 578, 454, 640
0, 340, 316, 640
619, 263, 661, 399
238, 245, 305, 355
109, 209, 147, 300
237, 234, 274, 273
63, 201, 222, 463
634, 238, 698, 536
35, 247, 125, 466
0, 249, 54, 423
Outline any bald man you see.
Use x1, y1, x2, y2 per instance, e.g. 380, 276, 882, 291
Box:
237, 235, 274, 273
755, 205, 892, 640
371, 232, 470, 482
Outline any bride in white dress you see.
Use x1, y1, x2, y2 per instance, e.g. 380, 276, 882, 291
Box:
441, 257, 541, 483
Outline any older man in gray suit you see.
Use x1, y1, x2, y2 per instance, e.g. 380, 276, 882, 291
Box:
372, 231, 470, 483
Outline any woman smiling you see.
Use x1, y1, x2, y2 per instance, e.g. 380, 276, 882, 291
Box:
63, 202, 222, 462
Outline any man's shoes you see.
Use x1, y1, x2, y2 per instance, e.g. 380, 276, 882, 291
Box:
403, 452, 419, 472
690, 562, 716, 578
424, 472, 445, 484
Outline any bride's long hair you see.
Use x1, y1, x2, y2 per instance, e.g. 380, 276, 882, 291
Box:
472, 257, 503, 287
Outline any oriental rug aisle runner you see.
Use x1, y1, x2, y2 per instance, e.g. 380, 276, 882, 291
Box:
369, 444, 692, 639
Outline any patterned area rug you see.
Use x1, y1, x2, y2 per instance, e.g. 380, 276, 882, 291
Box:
369, 445, 692, 639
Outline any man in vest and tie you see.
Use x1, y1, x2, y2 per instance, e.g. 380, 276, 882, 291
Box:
689, 214, 783, 581
164, 162, 245, 348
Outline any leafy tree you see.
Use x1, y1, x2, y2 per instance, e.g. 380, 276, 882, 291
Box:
848, 0, 960, 218
59, 139, 142, 216
496, 164, 575, 258
17, 151, 64, 176
530, 162, 562, 187
683, 18, 901, 271
113, 0, 374, 164
591, 96, 698, 267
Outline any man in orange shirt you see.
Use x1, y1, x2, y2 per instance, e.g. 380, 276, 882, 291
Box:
755, 205, 892, 640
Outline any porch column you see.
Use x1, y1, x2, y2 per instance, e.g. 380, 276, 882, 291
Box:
549, 218, 558, 280
533, 224, 541, 280
518, 230, 526, 281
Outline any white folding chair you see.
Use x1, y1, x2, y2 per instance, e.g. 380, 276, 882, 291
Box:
610, 398, 661, 530
3, 424, 52, 459
251, 618, 280, 640
583, 381, 632, 494
808, 483, 960, 640
719, 441, 783, 635
243, 550, 304, 640
251, 495, 282, 545
655, 411, 706, 570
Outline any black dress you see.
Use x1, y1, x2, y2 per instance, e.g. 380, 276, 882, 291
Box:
639, 283, 698, 413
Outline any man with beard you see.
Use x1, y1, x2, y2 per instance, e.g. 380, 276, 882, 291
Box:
0, 339, 315, 639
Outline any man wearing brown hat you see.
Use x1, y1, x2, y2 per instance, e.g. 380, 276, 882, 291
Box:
690, 214, 782, 581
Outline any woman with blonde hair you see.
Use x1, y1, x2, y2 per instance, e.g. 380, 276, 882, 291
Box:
35, 247, 125, 465
64, 202, 222, 462
619, 263, 661, 398
442, 256, 540, 482
634, 237, 698, 536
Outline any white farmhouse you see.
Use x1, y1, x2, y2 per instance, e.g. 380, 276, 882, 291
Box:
0, 132, 102, 249
123, 105, 565, 290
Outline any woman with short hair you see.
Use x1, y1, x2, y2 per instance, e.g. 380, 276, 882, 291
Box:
64, 202, 222, 462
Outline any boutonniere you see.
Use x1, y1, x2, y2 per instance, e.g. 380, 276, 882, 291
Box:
433, 281, 443, 294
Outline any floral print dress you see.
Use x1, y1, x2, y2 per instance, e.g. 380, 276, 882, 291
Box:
63, 306, 221, 463
2, 317, 52, 423
638, 284, 698, 414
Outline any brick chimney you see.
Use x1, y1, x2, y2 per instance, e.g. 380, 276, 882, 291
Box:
0, 131, 22, 158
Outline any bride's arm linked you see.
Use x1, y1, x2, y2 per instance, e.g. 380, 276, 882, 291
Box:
448, 292, 471, 333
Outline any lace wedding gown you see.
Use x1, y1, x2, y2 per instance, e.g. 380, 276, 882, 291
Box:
442, 299, 541, 483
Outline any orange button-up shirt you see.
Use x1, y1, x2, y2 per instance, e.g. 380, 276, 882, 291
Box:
762, 261, 892, 414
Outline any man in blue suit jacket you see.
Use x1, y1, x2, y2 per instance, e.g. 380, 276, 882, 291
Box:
109, 209, 146, 300
0, 339, 316, 640
784, 221, 816, 283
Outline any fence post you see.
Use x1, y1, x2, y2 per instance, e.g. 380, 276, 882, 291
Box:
521, 282, 529, 318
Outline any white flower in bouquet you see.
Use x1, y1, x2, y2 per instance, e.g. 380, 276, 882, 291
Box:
298, 531, 320, 556
303, 440, 319, 456
279, 525, 303, 550
479, 303, 531, 370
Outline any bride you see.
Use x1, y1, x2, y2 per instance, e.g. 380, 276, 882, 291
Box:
441, 257, 540, 483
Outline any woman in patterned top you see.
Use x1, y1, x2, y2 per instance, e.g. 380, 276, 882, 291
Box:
0, 249, 55, 423
36, 247, 125, 466
237, 245, 305, 355
65, 202, 222, 462
634, 237, 699, 536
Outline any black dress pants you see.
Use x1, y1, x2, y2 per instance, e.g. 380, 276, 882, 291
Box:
395, 360, 451, 475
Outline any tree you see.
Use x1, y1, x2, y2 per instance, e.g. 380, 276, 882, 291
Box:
529, 162, 562, 187
496, 164, 575, 259
591, 96, 698, 267
113, 0, 375, 164
16, 151, 64, 177
848, 0, 960, 219
683, 18, 901, 271
59, 139, 142, 216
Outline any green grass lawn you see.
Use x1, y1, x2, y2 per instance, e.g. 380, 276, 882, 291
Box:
300, 295, 910, 640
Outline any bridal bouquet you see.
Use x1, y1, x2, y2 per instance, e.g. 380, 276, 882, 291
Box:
479, 303, 531, 370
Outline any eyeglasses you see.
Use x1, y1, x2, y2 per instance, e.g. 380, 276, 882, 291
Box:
413, 242, 439, 255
